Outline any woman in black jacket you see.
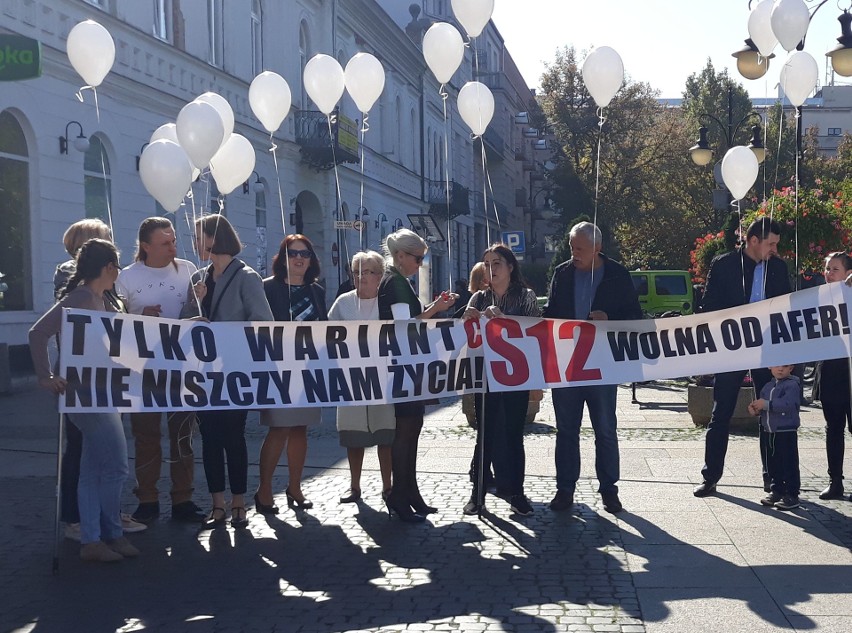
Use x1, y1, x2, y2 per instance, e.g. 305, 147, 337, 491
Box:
255, 235, 327, 515
377, 229, 456, 522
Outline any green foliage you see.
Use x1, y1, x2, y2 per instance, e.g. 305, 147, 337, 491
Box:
546, 213, 588, 281
521, 262, 549, 296
689, 230, 728, 284
743, 182, 852, 273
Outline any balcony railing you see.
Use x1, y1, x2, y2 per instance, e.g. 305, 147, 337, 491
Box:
483, 127, 505, 161
427, 179, 470, 219
295, 110, 359, 170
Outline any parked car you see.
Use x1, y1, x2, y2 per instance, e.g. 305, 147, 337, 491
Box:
630, 270, 695, 317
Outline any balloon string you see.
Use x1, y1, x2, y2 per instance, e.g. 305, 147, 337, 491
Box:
482, 145, 502, 241
97, 138, 114, 243
92, 87, 101, 124
269, 131, 288, 281
327, 114, 350, 288
480, 138, 490, 246
439, 84, 449, 102
591, 108, 606, 294
442, 88, 453, 294
794, 109, 800, 288
359, 112, 367, 254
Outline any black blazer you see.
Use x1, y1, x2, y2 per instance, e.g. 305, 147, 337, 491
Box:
699, 249, 790, 313
263, 277, 328, 322
542, 253, 642, 321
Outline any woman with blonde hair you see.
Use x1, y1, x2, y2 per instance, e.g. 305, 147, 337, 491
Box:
377, 228, 457, 522
328, 250, 395, 504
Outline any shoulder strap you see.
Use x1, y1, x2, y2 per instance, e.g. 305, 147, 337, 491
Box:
209, 260, 244, 320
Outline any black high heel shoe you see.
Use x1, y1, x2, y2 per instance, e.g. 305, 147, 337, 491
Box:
254, 493, 279, 515
201, 507, 226, 530
286, 487, 314, 510
339, 488, 361, 504
384, 494, 426, 523
408, 491, 438, 515
231, 506, 249, 529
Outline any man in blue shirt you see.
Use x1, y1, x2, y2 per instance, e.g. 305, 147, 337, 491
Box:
543, 222, 642, 514
693, 217, 791, 497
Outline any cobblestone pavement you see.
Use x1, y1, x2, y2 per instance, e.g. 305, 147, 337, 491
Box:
1, 382, 851, 633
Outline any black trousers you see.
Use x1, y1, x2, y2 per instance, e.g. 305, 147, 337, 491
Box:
470, 390, 529, 498
702, 368, 772, 484
766, 431, 800, 496
822, 400, 852, 481
198, 410, 248, 495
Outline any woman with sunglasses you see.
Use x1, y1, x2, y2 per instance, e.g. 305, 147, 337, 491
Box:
378, 228, 457, 522
255, 234, 328, 514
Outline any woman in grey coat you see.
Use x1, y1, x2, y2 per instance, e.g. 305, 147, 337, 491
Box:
182, 214, 273, 529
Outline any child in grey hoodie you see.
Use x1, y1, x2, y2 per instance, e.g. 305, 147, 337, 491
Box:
748, 364, 801, 510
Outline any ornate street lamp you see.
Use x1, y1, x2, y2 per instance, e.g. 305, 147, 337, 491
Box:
688, 86, 766, 166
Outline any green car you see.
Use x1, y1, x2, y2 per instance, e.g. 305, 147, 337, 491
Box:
630, 270, 695, 317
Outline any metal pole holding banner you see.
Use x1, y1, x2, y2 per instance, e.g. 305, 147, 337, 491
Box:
52, 412, 65, 574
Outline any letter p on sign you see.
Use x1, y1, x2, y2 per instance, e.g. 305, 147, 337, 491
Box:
501, 231, 525, 254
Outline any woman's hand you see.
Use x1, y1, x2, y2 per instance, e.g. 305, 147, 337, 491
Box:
192, 281, 207, 302
39, 375, 67, 395
462, 307, 482, 321
483, 305, 503, 319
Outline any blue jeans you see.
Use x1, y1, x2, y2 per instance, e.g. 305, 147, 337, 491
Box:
66, 412, 128, 545
701, 369, 771, 484
552, 384, 619, 495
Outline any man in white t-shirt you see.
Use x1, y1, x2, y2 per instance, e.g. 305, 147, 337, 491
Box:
116, 217, 205, 523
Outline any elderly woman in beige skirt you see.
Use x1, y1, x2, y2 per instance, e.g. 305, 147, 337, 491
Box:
328, 250, 395, 503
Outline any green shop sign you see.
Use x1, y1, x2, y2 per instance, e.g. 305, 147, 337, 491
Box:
0, 35, 42, 81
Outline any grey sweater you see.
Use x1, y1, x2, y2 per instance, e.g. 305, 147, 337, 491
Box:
180, 259, 273, 322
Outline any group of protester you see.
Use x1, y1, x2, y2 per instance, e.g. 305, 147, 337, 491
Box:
30, 214, 851, 564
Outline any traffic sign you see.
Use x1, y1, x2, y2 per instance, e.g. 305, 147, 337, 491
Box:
334, 220, 366, 231
501, 231, 525, 253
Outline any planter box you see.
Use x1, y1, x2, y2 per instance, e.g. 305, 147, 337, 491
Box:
687, 385, 756, 430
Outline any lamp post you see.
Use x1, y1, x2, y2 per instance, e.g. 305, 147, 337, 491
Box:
740, 1, 852, 78
689, 85, 766, 219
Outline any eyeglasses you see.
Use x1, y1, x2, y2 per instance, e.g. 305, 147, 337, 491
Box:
287, 249, 313, 259
353, 270, 381, 277
405, 251, 424, 264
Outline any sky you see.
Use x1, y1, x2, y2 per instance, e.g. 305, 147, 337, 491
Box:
490, 0, 849, 99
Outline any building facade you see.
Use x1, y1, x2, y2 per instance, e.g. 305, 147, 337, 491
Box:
0, 0, 538, 348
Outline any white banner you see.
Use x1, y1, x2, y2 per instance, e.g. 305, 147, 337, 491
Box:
58, 284, 852, 412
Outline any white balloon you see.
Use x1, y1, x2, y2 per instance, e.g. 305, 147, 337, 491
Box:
457, 81, 494, 136
423, 23, 465, 84
451, 0, 495, 38
770, 0, 810, 52
249, 71, 292, 132
66, 20, 115, 87
748, 0, 778, 57
779, 50, 818, 107
150, 123, 178, 144
139, 140, 193, 212
581, 46, 624, 108
209, 134, 256, 195
176, 100, 225, 169
344, 53, 386, 114
721, 146, 760, 201
304, 54, 345, 115
196, 92, 234, 148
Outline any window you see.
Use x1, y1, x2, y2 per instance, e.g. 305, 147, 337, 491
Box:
83, 135, 112, 221
83, 0, 108, 8
208, 0, 224, 67
655, 275, 687, 296
299, 21, 310, 110
153, 0, 172, 42
0, 110, 31, 311
250, 0, 263, 75
828, 128, 842, 136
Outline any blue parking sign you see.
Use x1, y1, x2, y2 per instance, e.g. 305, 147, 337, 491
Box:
501, 231, 525, 253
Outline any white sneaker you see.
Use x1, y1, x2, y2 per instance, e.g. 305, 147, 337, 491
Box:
64, 522, 81, 542
121, 513, 148, 534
